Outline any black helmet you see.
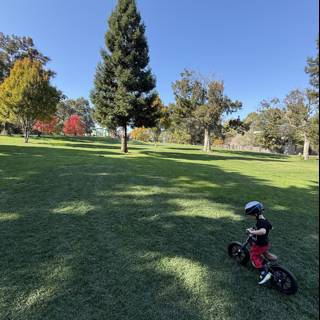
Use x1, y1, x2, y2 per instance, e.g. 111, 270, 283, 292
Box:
245, 201, 264, 216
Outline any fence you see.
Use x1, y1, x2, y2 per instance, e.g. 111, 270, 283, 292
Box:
213, 144, 272, 153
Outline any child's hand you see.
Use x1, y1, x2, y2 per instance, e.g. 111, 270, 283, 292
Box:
246, 228, 254, 234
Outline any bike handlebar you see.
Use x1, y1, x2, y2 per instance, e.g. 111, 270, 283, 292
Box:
246, 226, 256, 235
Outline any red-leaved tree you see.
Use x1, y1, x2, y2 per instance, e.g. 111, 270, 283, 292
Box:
33, 116, 58, 135
63, 114, 85, 136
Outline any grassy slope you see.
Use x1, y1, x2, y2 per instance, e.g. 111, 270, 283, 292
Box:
0, 136, 318, 320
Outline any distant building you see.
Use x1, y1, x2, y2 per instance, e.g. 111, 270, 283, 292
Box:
92, 126, 108, 137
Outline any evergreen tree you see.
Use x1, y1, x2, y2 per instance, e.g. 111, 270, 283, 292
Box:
305, 38, 319, 104
91, 0, 157, 152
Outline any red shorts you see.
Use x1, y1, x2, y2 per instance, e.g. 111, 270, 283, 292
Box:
250, 243, 270, 268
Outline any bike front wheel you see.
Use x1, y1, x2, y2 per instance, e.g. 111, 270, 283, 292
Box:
228, 242, 250, 265
271, 266, 298, 295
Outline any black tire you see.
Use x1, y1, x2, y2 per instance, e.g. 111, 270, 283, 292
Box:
228, 242, 250, 265
271, 266, 298, 295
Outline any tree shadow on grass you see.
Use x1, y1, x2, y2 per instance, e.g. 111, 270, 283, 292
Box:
164, 146, 203, 151
42, 135, 119, 144
0, 144, 318, 320
35, 141, 122, 151
43, 135, 151, 148
214, 149, 289, 160
34, 137, 147, 152
67, 143, 147, 151
0, 145, 121, 160
165, 146, 289, 160
140, 150, 289, 163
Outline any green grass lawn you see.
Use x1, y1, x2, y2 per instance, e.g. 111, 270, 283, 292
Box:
0, 135, 318, 320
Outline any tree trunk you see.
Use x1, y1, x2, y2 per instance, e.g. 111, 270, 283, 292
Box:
1, 122, 12, 136
121, 125, 128, 153
154, 128, 161, 146
203, 129, 208, 151
24, 127, 30, 143
109, 129, 117, 139
303, 133, 310, 160
23, 121, 31, 143
1, 123, 6, 136
203, 127, 211, 152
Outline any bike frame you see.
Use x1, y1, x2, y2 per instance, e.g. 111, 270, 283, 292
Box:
241, 234, 255, 249
241, 234, 279, 271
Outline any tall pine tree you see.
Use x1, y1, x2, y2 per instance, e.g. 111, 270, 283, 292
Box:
305, 38, 319, 104
91, 0, 157, 152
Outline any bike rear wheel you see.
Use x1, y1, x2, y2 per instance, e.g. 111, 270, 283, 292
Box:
271, 266, 298, 295
228, 242, 250, 265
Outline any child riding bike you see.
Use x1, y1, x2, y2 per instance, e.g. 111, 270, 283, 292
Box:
245, 201, 275, 284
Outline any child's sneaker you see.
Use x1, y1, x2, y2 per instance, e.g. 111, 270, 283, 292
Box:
258, 271, 272, 285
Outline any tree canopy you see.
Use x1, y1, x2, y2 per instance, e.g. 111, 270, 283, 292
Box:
63, 114, 85, 136
305, 38, 319, 104
172, 70, 242, 151
0, 32, 50, 82
56, 98, 94, 134
0, 58, 60, 142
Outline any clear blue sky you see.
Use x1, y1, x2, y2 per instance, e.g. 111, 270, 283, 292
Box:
1, 0, 318, 118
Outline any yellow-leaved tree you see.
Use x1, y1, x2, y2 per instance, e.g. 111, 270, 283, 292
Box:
0, 58, 60, 142
130, 127, 151, 142
150, 96, 171, 145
